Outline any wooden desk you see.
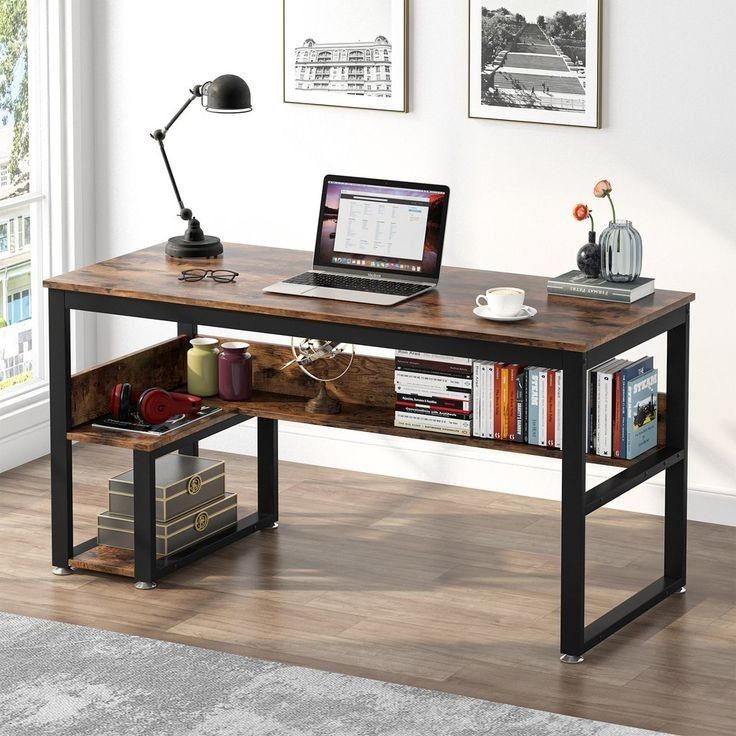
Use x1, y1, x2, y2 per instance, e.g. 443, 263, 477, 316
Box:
44, 242, 695, 663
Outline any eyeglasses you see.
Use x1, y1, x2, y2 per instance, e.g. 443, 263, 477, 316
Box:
178, 269, 239, 283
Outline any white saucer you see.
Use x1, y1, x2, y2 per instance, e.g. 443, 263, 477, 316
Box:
473, 305, 537, 322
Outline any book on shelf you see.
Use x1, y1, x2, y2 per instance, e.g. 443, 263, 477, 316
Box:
625, 368, 658, 459
394, 351, 474, 438
547, 271, 655, 304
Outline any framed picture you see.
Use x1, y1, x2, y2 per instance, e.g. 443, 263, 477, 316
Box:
283, 0, 408, 113
468, 1, 601, 127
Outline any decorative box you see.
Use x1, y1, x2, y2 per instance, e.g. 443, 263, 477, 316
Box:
97, 492, 238, 557
108, 454, 225, 522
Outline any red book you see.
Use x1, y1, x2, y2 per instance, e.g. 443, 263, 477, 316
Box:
547, 369, 556, 447
612, 369, 623, 458
493, 363, 504, 439
507, 365, 520, 441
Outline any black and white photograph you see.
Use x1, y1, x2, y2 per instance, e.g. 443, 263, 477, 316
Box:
468, 0, 600, 127
283, 0, 408, 112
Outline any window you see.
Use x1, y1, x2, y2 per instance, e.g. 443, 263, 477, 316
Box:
6, 289, 30, 324
0, 0, 35, 393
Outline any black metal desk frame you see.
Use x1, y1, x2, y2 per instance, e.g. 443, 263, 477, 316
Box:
48, 288, 689, 662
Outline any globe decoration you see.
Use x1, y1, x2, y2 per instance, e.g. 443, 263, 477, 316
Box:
282, 338, 355, 414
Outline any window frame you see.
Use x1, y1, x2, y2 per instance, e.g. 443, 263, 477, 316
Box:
0, 1, 95, 441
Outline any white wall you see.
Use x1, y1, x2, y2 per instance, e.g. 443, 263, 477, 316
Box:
89, 0, 736, 524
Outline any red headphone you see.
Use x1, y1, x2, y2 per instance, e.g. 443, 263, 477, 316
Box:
109, 384, 202, 425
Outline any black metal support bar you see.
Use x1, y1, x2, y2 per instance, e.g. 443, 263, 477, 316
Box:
72, 537, 99, 557
664, 307, 690, 583
63, 291, 566, 368
49, 289, 74, 570
583, 576, 683, 651
177, 322, 199, 456
585, 447, 685, 515
133, 451, 157, 586
257, 418, 279, 522
586, 308, 687, 367
560, 351, 588, 658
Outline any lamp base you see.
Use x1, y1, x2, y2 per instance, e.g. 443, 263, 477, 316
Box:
165, 235, 223, 259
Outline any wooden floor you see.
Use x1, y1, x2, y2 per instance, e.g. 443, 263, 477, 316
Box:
1, 445, 734, 736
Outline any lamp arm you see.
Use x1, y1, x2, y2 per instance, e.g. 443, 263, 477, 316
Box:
150, 86, 205, 221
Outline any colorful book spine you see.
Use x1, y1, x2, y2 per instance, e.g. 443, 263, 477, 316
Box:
554, 369, 563, 449
538, 369, 548, 447
625, 368, 658, 458
503, 366, 509, 440
528, 368, 540, 446
546, 369, 556, 448
620, 357, 654, 457
508, 365, 521, 442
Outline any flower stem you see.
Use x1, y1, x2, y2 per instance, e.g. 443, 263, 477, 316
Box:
606, 193, 617, 222
588, 212, 595, 231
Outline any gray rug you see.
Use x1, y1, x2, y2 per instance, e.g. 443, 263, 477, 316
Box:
0, 612, 669, 736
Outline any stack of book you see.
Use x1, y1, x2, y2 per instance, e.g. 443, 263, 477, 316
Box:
392, 351, 658, 460
588, 356, 658, 460
394, 351, 473, 437
472, 362, 530, 444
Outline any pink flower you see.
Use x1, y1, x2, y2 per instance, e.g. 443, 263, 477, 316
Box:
593, 179, 612, 198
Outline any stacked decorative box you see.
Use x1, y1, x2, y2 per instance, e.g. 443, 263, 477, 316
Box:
97, 454, 237, 557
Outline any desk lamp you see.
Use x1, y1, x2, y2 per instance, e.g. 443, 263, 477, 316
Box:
151, 74, 252, 259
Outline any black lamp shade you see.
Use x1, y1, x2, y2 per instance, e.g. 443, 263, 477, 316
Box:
204, 74, 252, 113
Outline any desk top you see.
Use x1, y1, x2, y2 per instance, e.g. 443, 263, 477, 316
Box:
44, 243, 694, 352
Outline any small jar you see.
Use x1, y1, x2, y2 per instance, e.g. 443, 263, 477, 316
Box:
218, 342, 253, 401
187, 338, 219, 397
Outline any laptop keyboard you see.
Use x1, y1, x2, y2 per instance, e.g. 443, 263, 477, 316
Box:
284, 272, 430, 297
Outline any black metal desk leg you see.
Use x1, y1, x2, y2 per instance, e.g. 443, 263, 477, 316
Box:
258, 418, 279, 528
133, 450, 157, 589
665, 307, 689, 591
560, 352, 588, 663
49, 289, 74, 575
177, 322, 199, 457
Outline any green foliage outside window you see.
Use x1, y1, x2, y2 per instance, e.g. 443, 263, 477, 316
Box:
0, 0, 29, 195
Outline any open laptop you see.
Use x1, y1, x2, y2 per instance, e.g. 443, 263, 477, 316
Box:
263, 175, 450, 306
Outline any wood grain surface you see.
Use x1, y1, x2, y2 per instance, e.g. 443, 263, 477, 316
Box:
1, 446, 733, 736
44, 243, 695, 352
67, 336, 666, 466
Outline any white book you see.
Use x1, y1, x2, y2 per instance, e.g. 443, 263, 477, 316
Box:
481, 361, 489, 438
555, 370, 563, 449
395, 371, 473, 391
596, 359, 628, 456
486, 361, 494, 439
538, 369, 548, 447
472, 362, 482, 438
395, 412, 472, 437
395, 390, 471, 407
396, 350, 474, 367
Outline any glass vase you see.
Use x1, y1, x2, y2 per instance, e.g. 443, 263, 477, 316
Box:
599, 220, 642, 283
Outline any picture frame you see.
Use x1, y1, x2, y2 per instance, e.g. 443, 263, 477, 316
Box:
283, 0, 409, 113
468, 1, 601, 128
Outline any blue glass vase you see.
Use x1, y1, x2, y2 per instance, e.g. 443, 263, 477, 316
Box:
599, 220, 642, 283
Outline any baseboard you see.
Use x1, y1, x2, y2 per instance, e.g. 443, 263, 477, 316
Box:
201, 421, 736, 527
0, 420, 50, 474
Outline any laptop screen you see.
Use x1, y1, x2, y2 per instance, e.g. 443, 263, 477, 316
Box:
313, 176, 450, 280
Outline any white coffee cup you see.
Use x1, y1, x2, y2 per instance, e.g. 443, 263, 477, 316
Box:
476, 287, 525, 318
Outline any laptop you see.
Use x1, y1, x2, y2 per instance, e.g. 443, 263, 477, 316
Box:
263, 175, 450, 306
